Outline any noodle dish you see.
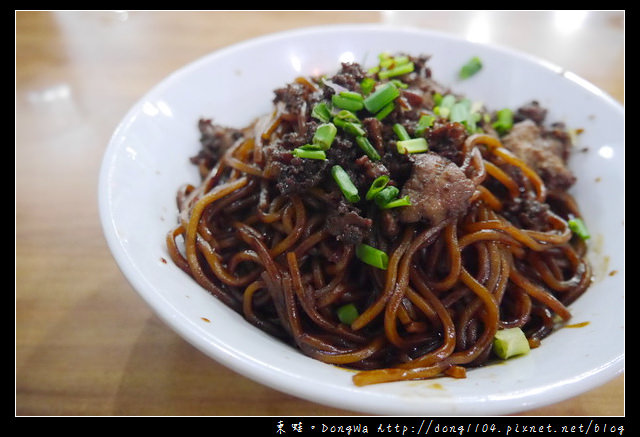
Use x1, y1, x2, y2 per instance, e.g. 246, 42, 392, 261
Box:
99, 25, 624, 415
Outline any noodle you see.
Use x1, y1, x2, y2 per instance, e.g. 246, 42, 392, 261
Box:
166, 54, 592, 386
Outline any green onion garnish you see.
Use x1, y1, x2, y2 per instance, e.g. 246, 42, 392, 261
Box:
397, 137, 428, 154
459, 56, 483, 79
390, 79, 408, 89
492, 108, 514, 135
335, 119, 366, 137
392, 123, 411, 141
568, 217, 590, 240
392, 55, 410, 66
292, 148, 326, 160
379, 57, 393, 69
493, 327, 530, 359
365, 175, 390, 200
463, 119, 478, 134
379, 61, 415, 80
333, 110, 366, 136
312, 123, 337, 150
378, 52, 392, 63
334, 109, 360, 123
336, 303, 359, 325
373, 186, 400, 208
380, 195, 411, 209
374, 53, 413, 80
355, 136, 381, 161
435, 94, 456, 119
450, 100, 471, 123
449, 99, 480, 133
311, 102, 332, 123
371, 183, 411, 210
440, 94, 456, 110
331, 165, 360, 203
297, 143, 323, 151
374, 102, 395, 120
340, 90, 364, 102
415, 114, 435, 136
356, 243, 389, 270
332, 93, 364, 112
363, 82, 400, 114
360, 77, 376, 96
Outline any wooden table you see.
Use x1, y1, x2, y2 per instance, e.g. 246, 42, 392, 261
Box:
16, 10, 624, 417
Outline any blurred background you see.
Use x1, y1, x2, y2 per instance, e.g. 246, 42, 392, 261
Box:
16, 10, 624, 416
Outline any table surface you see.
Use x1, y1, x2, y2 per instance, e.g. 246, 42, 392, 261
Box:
16, 10, 624, 417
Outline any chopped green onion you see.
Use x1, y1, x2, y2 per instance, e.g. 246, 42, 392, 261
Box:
380, 195, 411, 209
348, 122, 367, 137
292, 148, 326, 160
311, 102, 332, 123
379, 61, 415, 80
440, 94, 456, 110
339, 90, 364, 102
365, 175, 390, 200
568, 217, 590, 240
360, 77, 376, 95
378, 52, 392, 63
390, 79, 408, 89
336, 303, 359, 325
459, 56, 483, 79
356, 243, 389, 270
434, 94, 456, 120
450, 100, 471, 123
312, 123, 337, 150
332, 93, 364, 112
433, 92, 443, 106
332, 110, 365, 136
451, 107, 468, 124
331, 165, 360, 203
493, 327, 530, 359
373, 186, 400, 208
463, 118, 477, 134
415, 114, 435, 136
392, 55, 410, 66
355, 136, 381, 161
334, 118, 366, 137
367, 65, 380, 75
364, 82, 400, 114
374, 53, 412, 79
379, 57, 394, 69
392, 123, 411, 141
334, 109, 360, 123
297, 143, 324, 151
397, 137, 428, 154
450, 100, 479, 133
372, 183, 411, 210
492, 108, 514, 135
374, 102, 395, 120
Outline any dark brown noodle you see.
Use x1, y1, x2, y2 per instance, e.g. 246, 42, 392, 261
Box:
166, 96, 591, 388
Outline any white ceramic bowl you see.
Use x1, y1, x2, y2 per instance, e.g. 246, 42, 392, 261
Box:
99, 24, 624, 416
